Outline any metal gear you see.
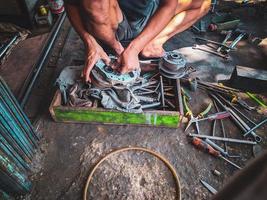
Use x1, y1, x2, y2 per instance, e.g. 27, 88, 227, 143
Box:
159, 50, 187, 79
91, 56, 141, 88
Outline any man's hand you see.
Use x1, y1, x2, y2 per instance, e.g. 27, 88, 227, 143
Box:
83, 38, 110, 82
83, 37, 125, 82
116, 45, 140, 74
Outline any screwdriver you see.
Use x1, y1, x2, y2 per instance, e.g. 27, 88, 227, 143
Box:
194, 111, 230, 123
191, 137, 242, 170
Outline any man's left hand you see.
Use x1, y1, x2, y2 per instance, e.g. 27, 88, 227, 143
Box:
116, 45, 140, 74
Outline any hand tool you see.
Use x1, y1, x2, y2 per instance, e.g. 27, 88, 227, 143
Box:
217, 31, 232, 52
189, 133, 257, 145
210, 94, 262, 142
192, 45, 229, 59
213, 100, 229, 154
204, 138, 240, 158
192, 137, 242, 169
211, 0, 217, 12
181, 87, 191, 100
159, 75, 165, 110
204, 138, 228, 157
230, 95, 256, 111
0, 33, 20, 60
224, 32, 246, 53
194, 37, 233, 49
184, 96, 212, 133
217, 94, 256, 126
246, 92, 267, 108
192, 111, 230, 123
243, 118, 267, 137
228, 107, 262, 142
200, 180, 217, 194
176, 79, 184, 115
212, 119, 216, 136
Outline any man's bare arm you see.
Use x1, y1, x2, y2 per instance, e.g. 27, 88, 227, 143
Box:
65, 3, 110, 82
118, 0, 177, 73
129, 0, 177, 53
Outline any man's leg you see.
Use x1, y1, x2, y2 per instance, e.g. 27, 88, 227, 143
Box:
82, 0, 124, 54
141, 0, 211, 58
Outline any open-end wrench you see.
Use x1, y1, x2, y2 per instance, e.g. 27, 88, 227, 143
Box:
224, 33, 246, 53
217, 31, 232, 52
210, 94, 262, 142
194, 37, 234, 49
192, 45, 229, 59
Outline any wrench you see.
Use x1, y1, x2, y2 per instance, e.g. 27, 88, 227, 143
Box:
224, 33, 246, 53
192, 45, 229, 59
217, 31, 232, 52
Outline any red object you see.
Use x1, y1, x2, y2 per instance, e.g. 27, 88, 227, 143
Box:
208, 24, 217, 31
192, 137, 220, 157
48, 0, 65, 14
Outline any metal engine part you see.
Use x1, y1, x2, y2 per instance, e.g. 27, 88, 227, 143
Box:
91, 57, 141, 88
159, 50, 188, 79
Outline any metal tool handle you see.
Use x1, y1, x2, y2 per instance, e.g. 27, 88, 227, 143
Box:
199, 103, 212, 118
209, 111, 230, 120
228, 108, 262, 142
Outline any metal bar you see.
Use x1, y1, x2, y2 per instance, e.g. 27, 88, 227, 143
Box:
0, 77, 39, 141
176, 79, 184, 115
243, 118, 267, 137
194, 37, 233, 49
213, 100, 228, 153
217, 94, 256, 126
0, 33, 19, 59
18, 12, 66, 108
159, 75, 165, 110
188, 133, 257, 145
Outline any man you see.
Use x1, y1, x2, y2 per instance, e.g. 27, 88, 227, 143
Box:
64, 0, 211, 82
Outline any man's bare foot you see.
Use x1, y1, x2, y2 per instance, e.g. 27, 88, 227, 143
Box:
140, 43, 165, 58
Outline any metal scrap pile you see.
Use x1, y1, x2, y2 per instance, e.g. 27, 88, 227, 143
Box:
56, 50, 191, 113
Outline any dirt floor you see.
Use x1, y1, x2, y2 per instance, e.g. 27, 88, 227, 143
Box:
1, 2, 267, 200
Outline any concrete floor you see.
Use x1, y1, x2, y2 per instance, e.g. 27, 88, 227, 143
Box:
1, 3, 267, 200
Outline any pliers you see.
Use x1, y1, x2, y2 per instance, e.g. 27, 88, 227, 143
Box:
183, 95, 212, 134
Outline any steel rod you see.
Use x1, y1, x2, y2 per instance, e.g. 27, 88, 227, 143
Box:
19, 12, 66, 108
188, 133, 257, 145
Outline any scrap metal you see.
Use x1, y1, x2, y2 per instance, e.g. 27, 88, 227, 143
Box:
159, 50, 189, 79
200, 180, 218, 194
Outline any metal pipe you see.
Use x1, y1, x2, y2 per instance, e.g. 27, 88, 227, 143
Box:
0, 33, 19, 59
176, 79, 184, 115
243, 118, 267, 137
159, 76, 165, 110
18, 12, 66, 108
188, 133, 257, 145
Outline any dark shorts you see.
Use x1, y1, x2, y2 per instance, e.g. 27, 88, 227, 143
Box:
116, 0, 160, 42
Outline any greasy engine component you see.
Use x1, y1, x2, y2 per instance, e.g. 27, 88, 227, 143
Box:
91, 57, 141, 88
159, 50, 188, 79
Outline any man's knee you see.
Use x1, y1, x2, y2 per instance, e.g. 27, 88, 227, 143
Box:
175, 0, 211, 15
201, 0, 211, 15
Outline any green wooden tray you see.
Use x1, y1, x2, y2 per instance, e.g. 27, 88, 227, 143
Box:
50, 90, 181, 128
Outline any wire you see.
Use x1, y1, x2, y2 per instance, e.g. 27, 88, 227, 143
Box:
83, 146, 181, 200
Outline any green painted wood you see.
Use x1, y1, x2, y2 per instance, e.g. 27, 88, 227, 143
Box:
53, 107, 180, 128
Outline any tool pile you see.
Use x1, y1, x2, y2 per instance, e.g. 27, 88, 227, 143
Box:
181, 77, 266, 193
